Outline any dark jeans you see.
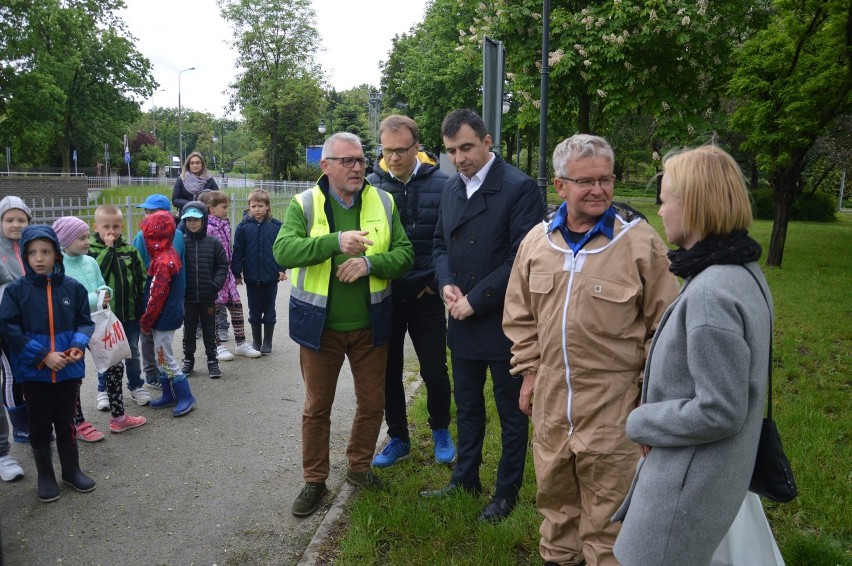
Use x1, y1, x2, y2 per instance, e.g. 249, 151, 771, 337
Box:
183, 301, 216, 362
384, 292, 451, 441
23, 380, 79, 449
246, 281, 278, 325
449, 356, 528, 500
97, 319, 143, 392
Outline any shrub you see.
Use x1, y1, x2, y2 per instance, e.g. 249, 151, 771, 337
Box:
792, 191, 837, 222
287, 163, 322, 182
751, 189, 837, 222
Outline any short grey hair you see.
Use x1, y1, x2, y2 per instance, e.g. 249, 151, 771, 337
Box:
322, 132, 363, 159
552, 134, 614, 178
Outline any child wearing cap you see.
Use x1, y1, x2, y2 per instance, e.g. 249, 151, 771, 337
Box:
53, 216, 146, 438
177, 201, 228, 378
133, 194, 186, 387
0, 225, 96, 501
140, 210, 196, 416
0, 196, 27, 479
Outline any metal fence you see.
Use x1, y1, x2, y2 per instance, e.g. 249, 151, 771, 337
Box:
21, 189, 300, 244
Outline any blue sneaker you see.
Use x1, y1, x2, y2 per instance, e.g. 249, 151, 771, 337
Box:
371, 437, 411, 468
433, 429, 456, 464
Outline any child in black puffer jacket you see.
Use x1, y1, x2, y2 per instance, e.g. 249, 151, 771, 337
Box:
178, 201, 228, 378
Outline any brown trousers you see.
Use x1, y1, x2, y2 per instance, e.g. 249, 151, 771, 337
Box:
299, 328, 387, 483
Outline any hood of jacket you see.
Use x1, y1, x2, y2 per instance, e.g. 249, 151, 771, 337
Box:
141, 210, 177, 258
180, 200, 209, 239
374, 150, 440, 180
0, 196, 33, 222
20, 224, 65, 283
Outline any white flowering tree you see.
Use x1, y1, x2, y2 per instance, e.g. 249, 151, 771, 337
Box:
490, 1, 761, 151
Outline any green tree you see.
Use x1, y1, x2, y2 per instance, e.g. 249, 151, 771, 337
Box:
380, 0, 482, 151
0, 0, 156, 171
219, 0, 324, 179
729, 0, 852, 266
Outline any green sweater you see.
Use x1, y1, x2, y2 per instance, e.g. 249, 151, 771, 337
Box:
275, 183, 413, 332
88, 233, 146, 322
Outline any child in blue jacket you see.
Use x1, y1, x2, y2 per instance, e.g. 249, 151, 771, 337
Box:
0, 225, 96, 502
231, 189, 287, 354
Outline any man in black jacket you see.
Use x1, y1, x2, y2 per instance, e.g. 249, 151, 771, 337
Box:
179, 201, 228, 378
422, 109, 543, 524
367, 116, 455, 468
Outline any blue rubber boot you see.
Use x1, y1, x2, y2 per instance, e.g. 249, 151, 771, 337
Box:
7, 405, 29, 443
171, 377, 196, 417
149, 377, 176, 408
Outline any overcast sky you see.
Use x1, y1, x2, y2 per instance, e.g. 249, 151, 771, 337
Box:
119, 0, 429, 118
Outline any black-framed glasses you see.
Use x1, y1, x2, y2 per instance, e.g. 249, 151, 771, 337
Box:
326, 156, 366, 168
382, 141, 418, 158
556, 176, 615, 189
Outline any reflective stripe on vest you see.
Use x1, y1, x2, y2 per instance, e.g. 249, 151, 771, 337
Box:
290, 185, 393, 307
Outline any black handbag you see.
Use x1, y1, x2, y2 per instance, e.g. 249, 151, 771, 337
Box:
745, 266, 798, 503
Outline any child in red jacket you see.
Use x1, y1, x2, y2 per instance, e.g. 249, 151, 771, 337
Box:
140, 211, 196, 416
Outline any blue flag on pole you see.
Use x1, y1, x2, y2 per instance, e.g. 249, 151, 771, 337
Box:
124, 135, 130, 165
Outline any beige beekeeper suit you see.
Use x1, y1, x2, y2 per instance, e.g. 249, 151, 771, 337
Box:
503, 206, 678, 566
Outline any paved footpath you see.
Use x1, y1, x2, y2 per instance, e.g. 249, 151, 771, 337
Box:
0, 281, 403, 565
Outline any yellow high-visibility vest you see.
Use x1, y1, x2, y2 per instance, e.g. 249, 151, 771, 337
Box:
289, 184, 393, 311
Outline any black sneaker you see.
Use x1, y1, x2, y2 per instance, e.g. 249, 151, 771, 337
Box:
207, 361, 222, 379
181, 359, 194, 375
292, 482, 327, 517
345, 469, 384, 491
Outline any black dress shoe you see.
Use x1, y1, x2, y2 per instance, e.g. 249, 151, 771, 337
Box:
478, 496, 516, 523
419, 482, 482, 498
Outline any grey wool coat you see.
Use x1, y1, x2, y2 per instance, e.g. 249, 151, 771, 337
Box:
613, 262, 772, 566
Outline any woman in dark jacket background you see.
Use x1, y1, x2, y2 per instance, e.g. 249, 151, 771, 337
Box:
172, 152, 218, 212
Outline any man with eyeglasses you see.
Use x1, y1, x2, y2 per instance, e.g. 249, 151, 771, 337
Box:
273, 132, 413, 518
421, 109, 543, 524
502, 134, 678, 566
365, 115, 455, 470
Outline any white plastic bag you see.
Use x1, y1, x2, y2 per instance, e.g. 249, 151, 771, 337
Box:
88, 291, 131, 373
711, 492, 785, 566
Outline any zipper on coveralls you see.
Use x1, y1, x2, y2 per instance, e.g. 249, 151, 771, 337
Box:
563, 253, 579, 437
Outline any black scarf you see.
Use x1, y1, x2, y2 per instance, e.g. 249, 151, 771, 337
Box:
668, 230, 762, 279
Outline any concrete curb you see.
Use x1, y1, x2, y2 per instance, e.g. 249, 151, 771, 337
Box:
297, 377, 424, 565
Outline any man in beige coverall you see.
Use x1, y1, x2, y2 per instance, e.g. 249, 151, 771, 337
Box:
503, 135, 678, 566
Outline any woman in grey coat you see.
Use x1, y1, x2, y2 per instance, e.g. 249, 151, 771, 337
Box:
613, 145, 772, 565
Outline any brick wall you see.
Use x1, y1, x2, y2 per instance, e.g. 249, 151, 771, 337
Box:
0, 175, 88, 204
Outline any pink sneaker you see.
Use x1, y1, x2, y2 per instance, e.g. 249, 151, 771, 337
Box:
109, 414, 147, 433
75, 421, 105, 442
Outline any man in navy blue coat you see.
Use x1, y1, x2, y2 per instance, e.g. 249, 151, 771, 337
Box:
422, 108, 544, 523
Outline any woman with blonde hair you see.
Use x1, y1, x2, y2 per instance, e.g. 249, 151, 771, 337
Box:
172, 152, 218, 212
614, 145, 774, 565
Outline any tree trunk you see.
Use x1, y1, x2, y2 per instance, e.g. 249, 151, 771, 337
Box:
526, 138, 533, 175
750, 158, 759, 191
270, 110, 280, 180
766, 169, 797, 267
577, 91, 591, 134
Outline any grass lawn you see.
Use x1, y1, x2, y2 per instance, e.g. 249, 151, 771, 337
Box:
325, 199, 852, 565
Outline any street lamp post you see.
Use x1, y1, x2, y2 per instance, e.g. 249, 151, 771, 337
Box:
318, 119, 327, 143
178, 67, 195, 165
